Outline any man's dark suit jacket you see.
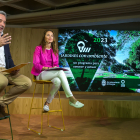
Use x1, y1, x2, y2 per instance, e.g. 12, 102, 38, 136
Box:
4, 44, 15, 69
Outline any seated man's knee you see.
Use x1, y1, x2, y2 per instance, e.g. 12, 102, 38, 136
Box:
23, 78, 32, 90
0, 78, 8, 89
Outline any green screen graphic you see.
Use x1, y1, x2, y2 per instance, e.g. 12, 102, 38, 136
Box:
59, 29, 140, 93
63, 33, 104, 91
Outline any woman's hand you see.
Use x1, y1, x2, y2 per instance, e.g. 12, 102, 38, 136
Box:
42, 66, 58, 70
42, 67, 49, 70
51, 66, 58, 68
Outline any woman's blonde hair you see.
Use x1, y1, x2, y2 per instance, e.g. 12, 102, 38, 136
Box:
40, 30, 58, 55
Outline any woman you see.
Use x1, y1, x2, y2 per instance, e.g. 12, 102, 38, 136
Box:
31, 30, 84, 111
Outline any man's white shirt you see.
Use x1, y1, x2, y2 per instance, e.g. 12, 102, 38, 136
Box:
0, 32, 6, 68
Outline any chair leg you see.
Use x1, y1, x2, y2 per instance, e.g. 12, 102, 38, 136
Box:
47, 90, 65, 131
27, 83, 36, 129
7, 105, 13, 140
27, 83, 42, 135
41, 83, 45, 135
58, 91, 65, 131
27, 83, 45, 135
4, 89, 13, 140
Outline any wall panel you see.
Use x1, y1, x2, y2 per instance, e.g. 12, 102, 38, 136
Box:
6, 97, 140, 118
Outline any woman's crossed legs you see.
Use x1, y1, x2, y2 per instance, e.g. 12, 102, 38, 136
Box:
36, 70, 84, 111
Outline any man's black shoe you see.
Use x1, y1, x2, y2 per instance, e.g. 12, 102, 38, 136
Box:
0, 105, 10, 118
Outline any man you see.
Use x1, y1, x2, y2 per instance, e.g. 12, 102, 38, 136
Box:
0, 11, 32, 119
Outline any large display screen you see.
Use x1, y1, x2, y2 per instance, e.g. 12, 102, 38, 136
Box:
58, 29, 140, 92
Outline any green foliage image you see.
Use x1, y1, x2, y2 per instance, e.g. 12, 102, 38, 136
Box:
65, 33, 104, 91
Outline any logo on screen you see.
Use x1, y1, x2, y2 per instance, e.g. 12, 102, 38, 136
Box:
77, 41, 91, 53
121, 80, 125, 87
102, 79, 106, 86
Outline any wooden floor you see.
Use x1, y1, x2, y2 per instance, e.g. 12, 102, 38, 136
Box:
0, 114, 140, 140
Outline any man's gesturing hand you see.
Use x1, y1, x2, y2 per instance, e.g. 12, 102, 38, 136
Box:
0, 33, 11, 47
